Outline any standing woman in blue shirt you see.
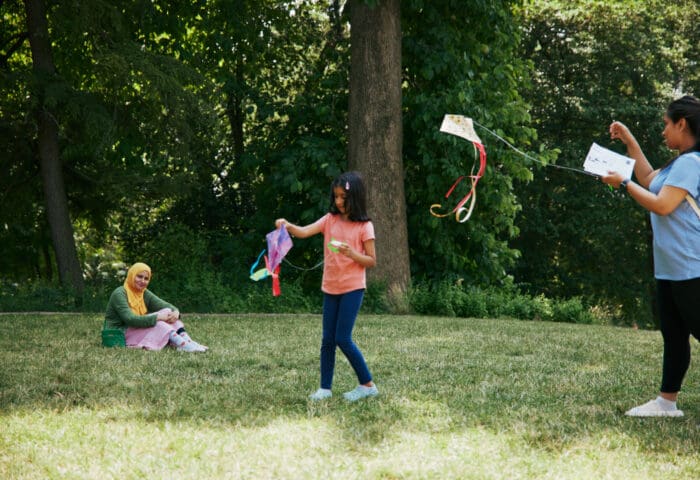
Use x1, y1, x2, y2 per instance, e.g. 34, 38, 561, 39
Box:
603, 95, 700, 417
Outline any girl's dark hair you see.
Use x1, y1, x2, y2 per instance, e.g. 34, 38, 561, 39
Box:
328, 171, 371, 221
667, 95, 700, 152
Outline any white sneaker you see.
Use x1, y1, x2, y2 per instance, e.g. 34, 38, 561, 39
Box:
343, 385, 379, 402
176, 341, 201, 353
191, 339, 208, 351
309, 388, 332, 401
625, 398, 684, 417
181, 333, 208, 351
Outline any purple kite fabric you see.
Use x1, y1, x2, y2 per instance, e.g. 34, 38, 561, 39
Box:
266, 225, 293, 273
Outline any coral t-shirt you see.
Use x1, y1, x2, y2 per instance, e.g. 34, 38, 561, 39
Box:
312, 213, 375, 294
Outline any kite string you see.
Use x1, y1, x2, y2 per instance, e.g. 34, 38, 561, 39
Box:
283, 257, 324, 271
472, 120, 598, 178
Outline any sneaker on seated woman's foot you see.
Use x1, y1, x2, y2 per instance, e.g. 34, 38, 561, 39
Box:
176, 341, 201, 353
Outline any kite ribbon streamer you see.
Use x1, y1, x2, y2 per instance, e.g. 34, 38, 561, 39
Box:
264, 255, 282, 297
249, 249, 269, 281
430, 141, 486, 223
248, 251, 281, 296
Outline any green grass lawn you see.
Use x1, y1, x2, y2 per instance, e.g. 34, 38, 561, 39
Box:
2, 313, 700, 479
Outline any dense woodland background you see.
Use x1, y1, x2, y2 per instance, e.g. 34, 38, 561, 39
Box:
1, 0, 699, 325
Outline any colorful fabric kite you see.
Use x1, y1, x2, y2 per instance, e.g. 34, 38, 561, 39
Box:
430, 114, 487, 223
249, 224, 293, 296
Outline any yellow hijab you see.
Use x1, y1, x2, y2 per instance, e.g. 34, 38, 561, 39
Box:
124, 262, 151, 315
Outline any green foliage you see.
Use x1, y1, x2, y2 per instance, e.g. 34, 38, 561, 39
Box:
127, 224, 231, 312
552, 296, 595, 324
361, 280, 391, 315
1, 0, 226, 283
408, 280, 607, 325
0, 281, 74, 311
0, 271, 609, 326
401, 0, 551, 285
5, 0, 697, 328
235, 280, 320, 314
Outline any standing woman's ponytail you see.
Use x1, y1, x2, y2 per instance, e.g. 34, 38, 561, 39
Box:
667, 95, 700, 152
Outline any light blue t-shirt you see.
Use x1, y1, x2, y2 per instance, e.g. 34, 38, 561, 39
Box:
648, 151, 700, 280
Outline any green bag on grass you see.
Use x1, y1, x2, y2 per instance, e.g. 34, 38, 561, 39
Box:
101, 328, 126, 347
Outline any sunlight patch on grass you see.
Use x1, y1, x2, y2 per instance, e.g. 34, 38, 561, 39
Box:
2, 407, 695, 479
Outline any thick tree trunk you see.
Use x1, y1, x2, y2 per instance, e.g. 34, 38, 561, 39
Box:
25, 0, 84, 293
227, 63, 245, 161
348, 0, 410, 306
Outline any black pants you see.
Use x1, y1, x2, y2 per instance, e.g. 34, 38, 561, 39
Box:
659, 277, 700, 393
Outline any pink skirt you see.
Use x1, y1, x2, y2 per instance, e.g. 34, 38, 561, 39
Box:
125, 319, 185, 351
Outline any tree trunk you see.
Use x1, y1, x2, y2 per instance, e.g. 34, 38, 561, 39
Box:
348, 0, 409, 307
25, 0, 84, 293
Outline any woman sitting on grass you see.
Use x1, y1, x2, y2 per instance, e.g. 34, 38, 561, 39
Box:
101, 262, 207, 353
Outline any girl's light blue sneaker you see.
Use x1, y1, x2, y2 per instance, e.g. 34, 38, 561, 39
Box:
309, 388, 332, 401
343, 385, 379, 402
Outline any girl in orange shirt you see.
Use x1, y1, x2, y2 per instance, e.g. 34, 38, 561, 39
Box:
276, 171, 378, 402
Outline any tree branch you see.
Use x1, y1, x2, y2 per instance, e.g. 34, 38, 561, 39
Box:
0, 32, 29, 70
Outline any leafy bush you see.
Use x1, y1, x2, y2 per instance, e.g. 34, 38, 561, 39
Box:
233, 280, 319, 314
0, 270, 612, 327
361, 280, 390, 315
408, 280, 603, 325
0, 280, 112, 312
132, 224, 231, 312
551, 297, 596, 325
0, 281, 78, 311
409, 280, 457, 317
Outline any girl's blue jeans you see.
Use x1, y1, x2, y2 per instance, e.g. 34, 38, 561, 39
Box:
320, 289, 372, 389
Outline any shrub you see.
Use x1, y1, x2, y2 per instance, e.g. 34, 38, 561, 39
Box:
362, 280, 390, 314
0, 265, 610, 328
236, 279, 319, 314
454, 286, 489, 318
551, 297, 595, 324
134, 224, 231, 312
409, 280, 456, 317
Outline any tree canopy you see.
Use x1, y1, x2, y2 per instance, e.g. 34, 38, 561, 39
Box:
2, 0, 698, 324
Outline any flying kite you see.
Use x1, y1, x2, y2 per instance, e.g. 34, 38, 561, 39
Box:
249, 224, 293, 296
431, 114, 617, 223
430, 114, 487, 223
